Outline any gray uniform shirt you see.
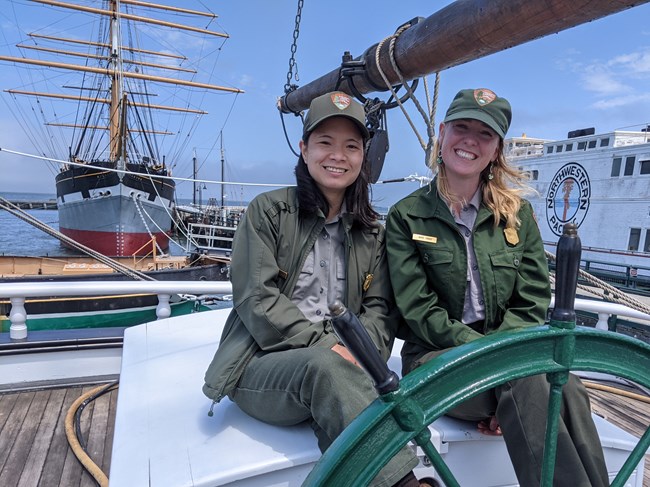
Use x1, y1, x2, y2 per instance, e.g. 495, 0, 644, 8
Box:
290, 214, 346, 322
449, 190, 486, 325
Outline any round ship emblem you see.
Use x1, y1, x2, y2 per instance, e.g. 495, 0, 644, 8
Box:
546, 162, 591, 237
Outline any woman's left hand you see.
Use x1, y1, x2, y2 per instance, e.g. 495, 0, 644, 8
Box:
477, 415, 502, 436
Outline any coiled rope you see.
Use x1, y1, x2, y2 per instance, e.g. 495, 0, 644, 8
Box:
65, 382, 119, 487
373, 23, 440, 169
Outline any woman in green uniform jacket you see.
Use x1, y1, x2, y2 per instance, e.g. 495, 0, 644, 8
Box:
386, 88, 609, 487
203, 92, 421, 487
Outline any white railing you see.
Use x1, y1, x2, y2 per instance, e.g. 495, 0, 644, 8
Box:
1, 281, 233, 340
2, 281, 648, 341
553, 297, 650, 331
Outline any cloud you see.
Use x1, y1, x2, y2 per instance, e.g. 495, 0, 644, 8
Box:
581, 65, 629, 95
607, 49, 650, 75
579, 47, 650, 108
592, 92, 650, 110
237, 74, 255, 87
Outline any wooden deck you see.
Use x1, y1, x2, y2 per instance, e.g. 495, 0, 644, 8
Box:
588, 383, 650, 487
0, 383, 116, 487
0, 381, 648, 486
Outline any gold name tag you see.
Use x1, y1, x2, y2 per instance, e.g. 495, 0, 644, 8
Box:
412, 233, 437, 244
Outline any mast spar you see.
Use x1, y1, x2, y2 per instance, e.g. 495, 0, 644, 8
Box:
279, 0, 650, 112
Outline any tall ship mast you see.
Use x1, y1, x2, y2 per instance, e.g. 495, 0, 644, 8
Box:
0, 0, 242, 256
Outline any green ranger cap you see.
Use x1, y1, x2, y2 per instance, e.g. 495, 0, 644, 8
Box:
303, 92, 369, 139
443, 88, 512, 138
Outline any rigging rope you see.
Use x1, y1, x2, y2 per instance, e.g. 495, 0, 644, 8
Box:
0, 147, 291, 189
131, 194, 165, 255
372, 23, 440, 169
546, 250, 650, 315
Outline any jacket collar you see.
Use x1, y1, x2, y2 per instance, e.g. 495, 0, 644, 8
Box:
407, 182, 495, 227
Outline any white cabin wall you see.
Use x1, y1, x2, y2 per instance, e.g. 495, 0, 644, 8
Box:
514, 135, 650, 275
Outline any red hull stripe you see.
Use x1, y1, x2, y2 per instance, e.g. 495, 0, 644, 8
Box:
60, 228, 170, 257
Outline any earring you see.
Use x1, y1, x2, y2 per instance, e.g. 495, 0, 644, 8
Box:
488, 163, 494, 180
436, 149, 443, 165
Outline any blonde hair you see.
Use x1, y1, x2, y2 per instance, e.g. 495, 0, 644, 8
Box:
430, 137, 532, 230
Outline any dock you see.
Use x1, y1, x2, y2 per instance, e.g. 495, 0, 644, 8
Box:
0, 200, 57, 210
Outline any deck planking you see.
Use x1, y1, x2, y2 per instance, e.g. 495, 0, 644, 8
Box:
0, 382, 648, 486
588, 385, 650, 487
0, 384, 116, 487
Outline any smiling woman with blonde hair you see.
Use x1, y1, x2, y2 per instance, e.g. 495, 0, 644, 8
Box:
387, 88, 609, 487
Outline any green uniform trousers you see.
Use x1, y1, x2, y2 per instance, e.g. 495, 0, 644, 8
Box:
231, 347, 419, 487
406, 351, 609, 487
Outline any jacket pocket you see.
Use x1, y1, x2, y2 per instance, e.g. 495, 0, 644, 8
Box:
489, 249, 523, 306
416, 243, 453, 267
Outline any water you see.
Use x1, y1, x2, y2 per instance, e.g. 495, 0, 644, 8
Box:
0, 191, 186, 256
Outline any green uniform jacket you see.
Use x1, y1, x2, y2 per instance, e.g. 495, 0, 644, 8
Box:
386, 185, 551, 361
203, 187, 399, 403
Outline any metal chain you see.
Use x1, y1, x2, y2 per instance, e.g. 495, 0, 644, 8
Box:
284, 0, 304, 94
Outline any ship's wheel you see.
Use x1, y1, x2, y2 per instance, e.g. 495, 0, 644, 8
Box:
304, 226, 650, 487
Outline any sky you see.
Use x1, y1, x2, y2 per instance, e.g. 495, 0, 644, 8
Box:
0, 0, 649, 209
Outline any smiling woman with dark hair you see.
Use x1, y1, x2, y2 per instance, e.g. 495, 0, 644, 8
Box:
203, 92, 424, 487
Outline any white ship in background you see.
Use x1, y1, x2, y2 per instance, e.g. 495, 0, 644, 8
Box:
506, 125, 650, 281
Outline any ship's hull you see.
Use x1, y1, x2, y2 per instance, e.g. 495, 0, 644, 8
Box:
55, 163, 175, 256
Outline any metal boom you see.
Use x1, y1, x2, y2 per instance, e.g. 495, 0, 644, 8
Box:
279, 0, 650, 112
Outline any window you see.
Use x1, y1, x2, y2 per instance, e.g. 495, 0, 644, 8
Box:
556, 145, 563, 153
611, 157, 621, 177
600, 138, 610, 147
530, 170, 539, 180
588, 140, 597, 149
624, 156, 635, 176
644, 230, 650, 253
547, 146, 554, 154
578, 141, 586, 150
641, 160, 650, 175
628, 228, 641, 251
565, 143, 573, 151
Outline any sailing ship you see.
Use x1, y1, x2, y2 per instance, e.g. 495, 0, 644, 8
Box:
0, 0, 242, 256
505, 128, 650, 284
